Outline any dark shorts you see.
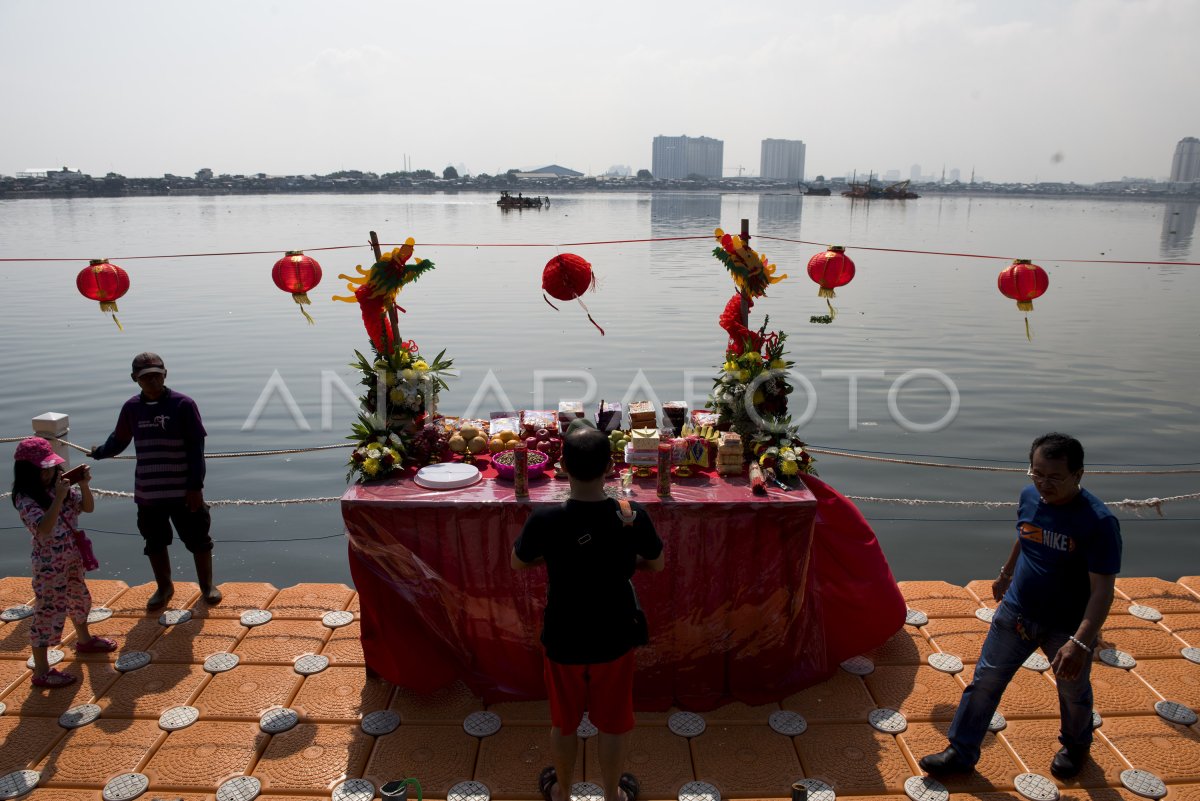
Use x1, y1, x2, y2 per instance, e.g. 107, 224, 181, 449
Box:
136, 502, 213, 555
543, 650, 636, 735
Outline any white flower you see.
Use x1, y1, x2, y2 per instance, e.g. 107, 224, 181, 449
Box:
388, 433, 401, 446
366, 447, 382, 459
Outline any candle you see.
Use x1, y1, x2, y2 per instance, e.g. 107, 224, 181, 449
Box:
514, 441, 529, 498
657, 442, 672, 497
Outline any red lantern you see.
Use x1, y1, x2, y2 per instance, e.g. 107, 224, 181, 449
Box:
807, 245, 856, 298
997, 259, 1049, 340
76, 259, 130, 330
272, 251, 323, 324
542, 253, 604, 335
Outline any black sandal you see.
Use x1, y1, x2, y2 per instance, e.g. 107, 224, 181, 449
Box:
538, 766, 557, 801
619, 772, 640, 801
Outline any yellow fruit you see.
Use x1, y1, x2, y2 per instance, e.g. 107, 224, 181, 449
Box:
499, 430, 518, 443
468, 436, 488, 454
448, 434, 467, 454
505, 439, 519, 450
488, 438, 505, 453
460, 425, 479, 440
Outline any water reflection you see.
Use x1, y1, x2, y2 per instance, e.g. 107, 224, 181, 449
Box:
1160, 202, 1198, 260
650, 192, 721, 236
757, 193, 804, 228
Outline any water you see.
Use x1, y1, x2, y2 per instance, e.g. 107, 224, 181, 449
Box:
1, 192, 1197, 588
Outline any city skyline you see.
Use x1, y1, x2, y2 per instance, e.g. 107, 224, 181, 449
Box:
2, 1, 1199, 184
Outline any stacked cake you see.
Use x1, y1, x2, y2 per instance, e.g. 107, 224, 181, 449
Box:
661, 401, 687, 435
597, 401, 623, 432
628, 400, 657, 431
624, 427, 660, 467
716, 432, 745, 475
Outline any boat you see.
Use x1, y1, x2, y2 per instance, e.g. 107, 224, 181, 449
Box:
497, 191, 549, 209
842, 178, 920, 200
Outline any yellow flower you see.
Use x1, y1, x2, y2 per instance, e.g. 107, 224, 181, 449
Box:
363, 458, 380, 476
743, 352, 762, 364
769, 359, 786, 370
723, 360, 738, 372
413, 360, 429, 372
389, 388, 405, 404
780, 459, 799, 476
737, 370, 750, 382
400, 352, 411, 367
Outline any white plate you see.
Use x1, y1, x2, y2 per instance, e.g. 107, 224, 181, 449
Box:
414, 463, 482, 490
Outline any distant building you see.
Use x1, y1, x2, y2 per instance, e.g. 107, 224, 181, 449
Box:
514, 164, 583, 179
759, 139, 805, 181
652, 135, 724, 179
910, 164, 922, 181
1170, 137, 1200, 182
195, 168, 213, 180
884, 169, 901, 182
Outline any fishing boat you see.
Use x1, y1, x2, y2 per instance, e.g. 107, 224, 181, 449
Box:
497, 191, 549, 209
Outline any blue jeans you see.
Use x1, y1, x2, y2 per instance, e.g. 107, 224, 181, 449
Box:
946, 601, 1094, 765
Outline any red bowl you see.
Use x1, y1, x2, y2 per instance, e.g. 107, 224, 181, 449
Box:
491, 449, 550, 480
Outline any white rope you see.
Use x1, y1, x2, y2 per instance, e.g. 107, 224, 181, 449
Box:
3, 487, 1195, 513
809, 447, 1200, 475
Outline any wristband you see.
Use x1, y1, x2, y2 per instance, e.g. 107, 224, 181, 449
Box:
998, 566, 1013, 578
1068, 635, 1093, 654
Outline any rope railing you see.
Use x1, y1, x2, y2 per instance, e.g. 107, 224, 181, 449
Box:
1, 487, 1195, 515
51, 438, 354, 460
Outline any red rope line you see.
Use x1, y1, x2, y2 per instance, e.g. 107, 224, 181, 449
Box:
755, 235, 1200, 266
0, 233, 1195, 266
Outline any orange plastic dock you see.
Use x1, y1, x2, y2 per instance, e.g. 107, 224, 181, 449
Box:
1, 575, 1199, 800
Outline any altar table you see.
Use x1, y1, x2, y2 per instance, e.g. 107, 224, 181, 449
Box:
343, 469, 904, 710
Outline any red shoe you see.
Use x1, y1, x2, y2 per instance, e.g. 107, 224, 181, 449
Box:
32, 668, 77, 688
75, 636, 118, 653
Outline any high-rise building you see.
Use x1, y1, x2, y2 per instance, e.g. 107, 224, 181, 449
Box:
1170, 137, 1200, 182
652, 135, 724, 180
910, 164, 922, 181
759, 139, 806, 181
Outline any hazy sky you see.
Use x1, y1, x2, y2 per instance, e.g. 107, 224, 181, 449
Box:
3, 0, 1197, 183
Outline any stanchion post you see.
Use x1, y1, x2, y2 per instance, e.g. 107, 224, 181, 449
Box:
32, 412, 70, 467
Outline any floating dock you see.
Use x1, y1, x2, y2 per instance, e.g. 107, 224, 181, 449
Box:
1, 575, 1198, 800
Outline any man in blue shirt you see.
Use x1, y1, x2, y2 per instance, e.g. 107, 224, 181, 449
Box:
920, 433, 1122, 779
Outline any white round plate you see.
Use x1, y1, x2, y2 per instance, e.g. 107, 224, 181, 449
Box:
414, 463, 482, 490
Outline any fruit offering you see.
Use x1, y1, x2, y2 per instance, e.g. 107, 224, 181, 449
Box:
489, 428, 522, 453
410, 423, 450, 466
608, 428, 630, 455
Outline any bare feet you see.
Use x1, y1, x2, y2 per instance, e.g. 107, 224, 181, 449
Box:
201, 585, 223, 604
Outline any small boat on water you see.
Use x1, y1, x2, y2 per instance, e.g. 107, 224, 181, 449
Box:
842, 179, 919, 200
497, 191, 549, 209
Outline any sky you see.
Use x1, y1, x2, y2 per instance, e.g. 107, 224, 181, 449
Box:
2, 0, 1198, 184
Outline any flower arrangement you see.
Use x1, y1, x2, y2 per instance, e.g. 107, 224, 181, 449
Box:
345, 340, 454, 482
707, 315, 816, 480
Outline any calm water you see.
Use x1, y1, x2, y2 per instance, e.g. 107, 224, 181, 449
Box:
1, 192, 1197, 588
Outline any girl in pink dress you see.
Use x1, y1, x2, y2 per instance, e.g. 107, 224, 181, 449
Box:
11, 437, 116, 688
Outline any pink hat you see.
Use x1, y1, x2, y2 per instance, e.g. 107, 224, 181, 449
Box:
13, 437, 66, 469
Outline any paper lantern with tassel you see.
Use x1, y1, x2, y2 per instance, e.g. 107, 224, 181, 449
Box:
272, 251, 323, 324
542, 253, 604, 335
806, 245, 855, 321
997, 258, 1048, 340
76, 259, 130, 330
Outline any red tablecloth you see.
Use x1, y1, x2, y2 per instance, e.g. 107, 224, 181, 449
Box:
342, 468, 903, 710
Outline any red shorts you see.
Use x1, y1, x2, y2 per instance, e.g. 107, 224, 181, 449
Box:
543, 650, 636, 735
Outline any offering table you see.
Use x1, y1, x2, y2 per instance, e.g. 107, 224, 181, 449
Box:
342, 468, 903, 711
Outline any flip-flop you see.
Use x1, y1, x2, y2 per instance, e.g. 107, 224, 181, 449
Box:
538, 766, 557, 801
619, 772, 640, 801
75, 636, 118, 653
31, 668, 77, 688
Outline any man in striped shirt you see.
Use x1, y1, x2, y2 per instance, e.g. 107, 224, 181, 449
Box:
91, 352, 221, 609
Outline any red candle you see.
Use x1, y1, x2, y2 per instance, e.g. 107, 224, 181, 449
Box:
657, 442, 672, 497
514, 442, 529, 498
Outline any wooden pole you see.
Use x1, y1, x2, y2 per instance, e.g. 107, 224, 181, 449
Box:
738, 218, 751, 329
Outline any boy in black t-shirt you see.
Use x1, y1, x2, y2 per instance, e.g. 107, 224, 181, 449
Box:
512, 419, 664, 801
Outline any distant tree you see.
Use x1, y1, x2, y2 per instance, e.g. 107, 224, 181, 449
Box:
475, 173, 491, 180
815, 174, 826, 182
443, 166, 459, 180
413, 169, 435, 179
505, 168, 520, 176
636, 169, 653, 180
